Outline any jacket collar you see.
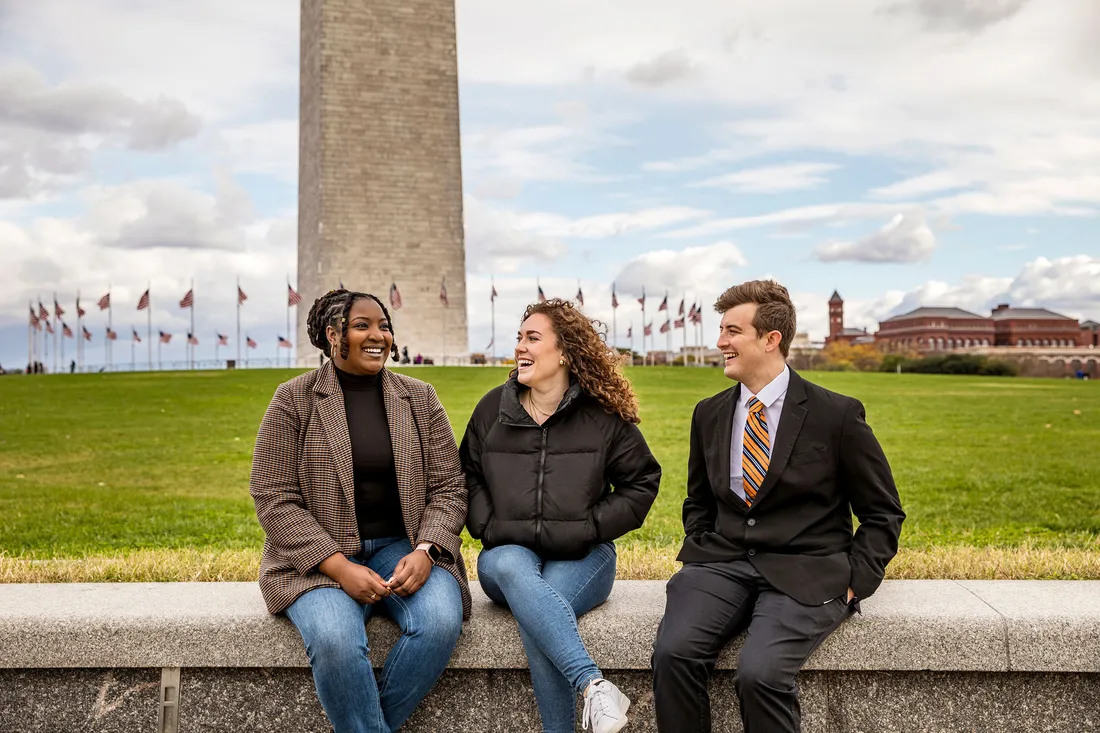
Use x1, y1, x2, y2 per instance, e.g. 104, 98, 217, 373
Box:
498, 373, 583, 427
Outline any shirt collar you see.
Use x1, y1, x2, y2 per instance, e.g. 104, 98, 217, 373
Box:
740, 365, 790, 409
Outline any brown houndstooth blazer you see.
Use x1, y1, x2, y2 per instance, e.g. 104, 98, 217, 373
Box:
249, 361, 471, 618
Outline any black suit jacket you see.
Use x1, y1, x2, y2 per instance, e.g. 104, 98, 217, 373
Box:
677, 369, 904, 604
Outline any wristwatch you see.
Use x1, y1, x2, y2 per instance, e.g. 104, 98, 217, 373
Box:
416, 542, 442, 564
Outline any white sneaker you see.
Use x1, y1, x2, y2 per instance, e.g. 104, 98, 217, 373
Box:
582, 678, 630, 733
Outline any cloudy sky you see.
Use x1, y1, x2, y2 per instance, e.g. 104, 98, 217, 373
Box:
2, 0, 1099, 369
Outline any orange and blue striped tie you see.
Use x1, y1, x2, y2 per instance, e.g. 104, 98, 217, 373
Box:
742, 396, 770, 506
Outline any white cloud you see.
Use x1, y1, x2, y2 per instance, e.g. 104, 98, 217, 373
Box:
624, 50, 698, 88
462, 196, 569, 274
613, 241, 748, 302
691, 163, 839, 194
517, 206, 712, 239
815, 213, 936, 263
662, 202, 921, 239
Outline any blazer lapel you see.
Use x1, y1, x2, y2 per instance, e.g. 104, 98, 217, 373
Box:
380, 369, 422, 537
714, 385, 747, 514
313, 361, 357, 513
753, 369, 808, 506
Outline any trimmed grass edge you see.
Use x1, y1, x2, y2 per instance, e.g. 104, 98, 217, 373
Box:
3, 545, 1099, 583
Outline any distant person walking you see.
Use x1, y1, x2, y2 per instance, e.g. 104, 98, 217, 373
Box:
250, 288, 469, 733
461, 298, 662, 733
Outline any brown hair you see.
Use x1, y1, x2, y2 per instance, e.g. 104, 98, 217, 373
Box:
517, 298, 640, 423
713, 279, 797, 357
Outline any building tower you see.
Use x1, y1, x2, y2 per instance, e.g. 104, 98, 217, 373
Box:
297, 0, 468, 366
828, 290, 844, 343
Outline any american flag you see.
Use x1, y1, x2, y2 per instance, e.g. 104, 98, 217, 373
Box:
575, 287, 584, 306
287, 284, 302, 306
217, 333, 228, 346
179, 289, 193, 309
97, 293, 110, 310
688, 303, 698, 319
38, 302, 49, 320
159, 330, 172, 344
62, 322, 73, 338
658, 295, 668, 312
390, 282, 403, 310
644, 322, 653, 337
137, 289, 150, 310
106, 328, 117, 341
132, 329, 141, 342
278, 335, 292, 348
660, 320, 670, 334
691, 310, 702, 325
439, 278, 449, 307
29, 307, 38, 329
45, 320, 54, 334
638, 287, 646, 308
678, 298, 685, 316
187, 332, 198, 345
674, 318, 685, 329
246, 337, 257, 349
611, 285, 618, 309
77, 298, 86, 318
82, 326, 92, 341
490, 284, 498, 302
238, 286, 247, 305
54, 299, 64, 318
537, 285, 546, 303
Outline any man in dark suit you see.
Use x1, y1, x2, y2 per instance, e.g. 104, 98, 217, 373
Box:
651, 279, 905, 733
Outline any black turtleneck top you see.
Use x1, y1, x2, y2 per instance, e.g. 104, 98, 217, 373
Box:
335, 366, 407, 540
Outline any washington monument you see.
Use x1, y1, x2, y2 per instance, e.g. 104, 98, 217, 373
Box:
297, 0, 468, 365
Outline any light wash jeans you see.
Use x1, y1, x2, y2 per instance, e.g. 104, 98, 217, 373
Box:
478, 542, 617, 733
284, 536, 463, 733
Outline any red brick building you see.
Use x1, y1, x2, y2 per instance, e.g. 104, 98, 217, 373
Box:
875, 307, 994, 352
990, 305, 1087, 347
824, 291, 875, 347
1083, 320, 1100, 348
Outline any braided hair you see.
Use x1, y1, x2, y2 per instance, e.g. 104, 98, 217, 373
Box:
306, 288, 399, 362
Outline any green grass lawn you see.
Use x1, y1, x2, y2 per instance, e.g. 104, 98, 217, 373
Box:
1, 367, 1098, 579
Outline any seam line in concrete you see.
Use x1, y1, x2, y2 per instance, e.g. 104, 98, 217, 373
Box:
954, 580, 1012, 672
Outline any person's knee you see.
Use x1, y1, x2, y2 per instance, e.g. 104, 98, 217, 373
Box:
735, 656, 790, 696
306, 626, 368, 668
651, 624, 700, 674
477, 545, 533, 587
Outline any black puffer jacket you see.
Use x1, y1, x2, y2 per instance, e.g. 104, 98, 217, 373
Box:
460, 376, 662, 559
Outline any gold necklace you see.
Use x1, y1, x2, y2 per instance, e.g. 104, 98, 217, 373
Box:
526, 392, 556, 419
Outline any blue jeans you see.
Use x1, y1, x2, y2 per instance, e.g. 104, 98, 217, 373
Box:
284, 536, 463, 733
478, 542, 617, 733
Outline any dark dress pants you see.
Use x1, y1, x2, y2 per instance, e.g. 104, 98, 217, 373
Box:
651, 560, 853, 733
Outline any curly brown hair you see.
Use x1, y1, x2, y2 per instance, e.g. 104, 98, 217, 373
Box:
516, 298, 640, 423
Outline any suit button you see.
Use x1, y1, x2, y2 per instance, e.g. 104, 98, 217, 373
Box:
748, 548, 756, 556
747, 518, 757, 527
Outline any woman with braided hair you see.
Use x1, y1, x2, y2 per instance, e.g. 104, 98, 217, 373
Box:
249, 288, 469, 733
460, 298, 662, 733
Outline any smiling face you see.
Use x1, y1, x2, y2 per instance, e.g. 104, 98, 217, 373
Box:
515, 312, 566, 390
716, 302, 783, 385
328, 297, 393, 376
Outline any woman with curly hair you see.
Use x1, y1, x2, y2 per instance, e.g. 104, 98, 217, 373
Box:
249, 288, 469, 733
460, 298, 662, 733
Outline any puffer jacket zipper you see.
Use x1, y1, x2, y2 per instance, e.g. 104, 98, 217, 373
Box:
535, 426, 548, 551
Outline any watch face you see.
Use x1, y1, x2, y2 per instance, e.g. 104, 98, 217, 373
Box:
428, 545, 442, 562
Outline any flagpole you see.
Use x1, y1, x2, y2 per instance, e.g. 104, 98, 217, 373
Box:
286, 274, 291, 369
52, 292, 58, 374
215, 333, 219, 364
490, 276, 496, 363
612, 283, 617, 352
75, 291, 80, 371
131, 330, 136, 371
188, 278, 195, 370
27, 301, 32, 371
146, 281, 152, 371
236, 276, 241, 367
158, 337, 162, 371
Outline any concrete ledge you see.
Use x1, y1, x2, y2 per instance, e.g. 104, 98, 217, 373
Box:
2, 580, 1097, 672
1, 580, 1098, 732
